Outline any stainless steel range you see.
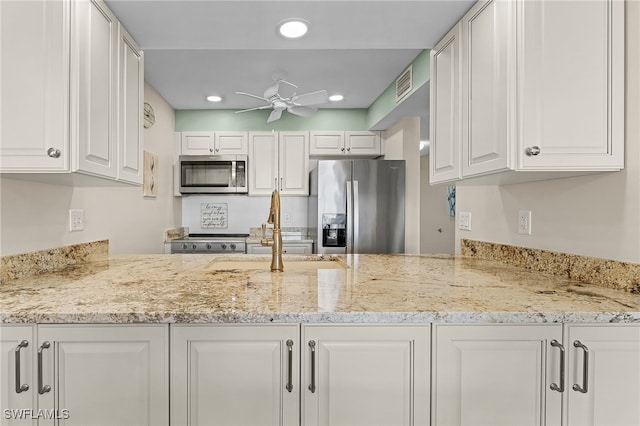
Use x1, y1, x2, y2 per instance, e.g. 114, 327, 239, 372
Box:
170, 234, 248, 254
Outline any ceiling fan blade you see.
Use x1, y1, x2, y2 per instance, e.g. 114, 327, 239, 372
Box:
291, 90, 328, 107
235, 105, 272, 113
263, 81, 280, 99
236, 91, 269, 102
267, 109, 283, 123
288, 105, 317, 118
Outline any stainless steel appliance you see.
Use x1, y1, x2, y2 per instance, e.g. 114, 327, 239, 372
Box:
308, 160, 405, 254
178, 155, 248, 194
170, 234, 248, 254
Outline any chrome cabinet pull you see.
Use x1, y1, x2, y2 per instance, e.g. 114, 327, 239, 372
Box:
15, 340, 29, 393
280, 178, 283, 191
286, 340, 294, 392
38, 342, 51, 394
308, 340, 316, 393
572, 340, 589, 393
549, 339, 565, 392
525, 146, 541, 156
47, 147, 61, 158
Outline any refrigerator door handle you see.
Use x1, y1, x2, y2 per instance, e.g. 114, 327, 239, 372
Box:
353, 180, 359, 253
346, 181, 353, 253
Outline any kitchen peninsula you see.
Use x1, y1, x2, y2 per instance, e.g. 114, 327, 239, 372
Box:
1, 241, 638, 425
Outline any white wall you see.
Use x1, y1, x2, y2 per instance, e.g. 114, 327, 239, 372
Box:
181, 195, 307, 234
455, 1, 640, 263
420, 155, 455, 254
0, 82, 181, 255
382, 117, 421, 254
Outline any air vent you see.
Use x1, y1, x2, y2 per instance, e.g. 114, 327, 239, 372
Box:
395, 65, 413, 102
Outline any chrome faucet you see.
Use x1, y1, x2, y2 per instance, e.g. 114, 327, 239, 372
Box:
261, 190, 284, 272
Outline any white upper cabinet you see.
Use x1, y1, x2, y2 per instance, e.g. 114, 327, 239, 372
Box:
180, 131, 248, 155
0, 0, 145, 185
117, 24, 144, 184
310, 131, 382, 158
0, 0, 71, 171
430, 0, 624, 185
74, 0, 119, 179
461, 0, 515, 178
430, 23, 462, 184
517, 0, 624, 171
248, 131, 309, 196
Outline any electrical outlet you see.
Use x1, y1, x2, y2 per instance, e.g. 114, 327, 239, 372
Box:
69, 209, 84, 231
518, 210, 531, 235
283, 211, 291, 225
459, 212, 472, 231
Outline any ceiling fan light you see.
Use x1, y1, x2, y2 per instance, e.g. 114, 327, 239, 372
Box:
206, 95, 222, 102
278, 19, 309, 39
329, 94, 344, 102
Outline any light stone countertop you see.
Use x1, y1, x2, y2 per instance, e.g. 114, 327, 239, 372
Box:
1, 254, 638, 324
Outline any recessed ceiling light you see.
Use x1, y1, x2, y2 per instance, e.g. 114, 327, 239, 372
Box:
329, 94, 344, 102
278, 19, 309, 39
206, 95, 222, 102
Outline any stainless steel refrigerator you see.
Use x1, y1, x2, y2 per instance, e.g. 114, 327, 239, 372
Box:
308, 159, 405, 254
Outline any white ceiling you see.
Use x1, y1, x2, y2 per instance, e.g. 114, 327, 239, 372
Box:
105, 0, 474, 133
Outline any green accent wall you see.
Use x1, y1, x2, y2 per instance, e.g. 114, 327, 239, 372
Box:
366, 49, 430, 129
175, 49, 431, 132
175, 109, 369, 131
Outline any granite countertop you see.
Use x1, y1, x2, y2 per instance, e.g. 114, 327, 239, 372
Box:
1, 253, 638, 324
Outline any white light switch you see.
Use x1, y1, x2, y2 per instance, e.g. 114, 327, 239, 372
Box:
459, 212, 472, 231
69, 209, 84, 231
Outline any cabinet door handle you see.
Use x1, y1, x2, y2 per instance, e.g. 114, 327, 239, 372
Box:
525, 146, 541, 156
47, 147, 61, 158
572, 340, 589, 393
280, 178, 283, 191
15, 340, 29, 393
308, 340, 316, 393
38, 342, 51, 394
286, 339, 294, 392
549, 339, 565, 393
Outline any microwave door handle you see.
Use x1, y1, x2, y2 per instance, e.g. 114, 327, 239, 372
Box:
231, 161, 237, 188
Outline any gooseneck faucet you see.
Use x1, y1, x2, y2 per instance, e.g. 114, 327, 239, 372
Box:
261, 190, 284, 272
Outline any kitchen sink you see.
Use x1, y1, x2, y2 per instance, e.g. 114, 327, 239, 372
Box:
207, 257, 348, 271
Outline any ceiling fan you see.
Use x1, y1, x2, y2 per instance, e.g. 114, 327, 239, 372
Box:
235, 79, 328, 123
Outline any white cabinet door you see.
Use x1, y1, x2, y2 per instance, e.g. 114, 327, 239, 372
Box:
181, 132, 215, 155
74, 0, 119, 179
0, 0, 70, 172
565, 325, 640, 426
461, 0, 515, 178
432, 324, 562, 426
0, 325, 37, 426
246, 243, 313, 254
430, 23, 462, 184
117, 24, 143, 184
249, 131, 279, 195
278, 132, 309, 196
345, 131, 381, 157
302, 325, 430, 426
309, 131, 345, 156
171, 324, 299, 426
37, 324, 168, 426
214, 132, 248, 155
517, 0, 624, 171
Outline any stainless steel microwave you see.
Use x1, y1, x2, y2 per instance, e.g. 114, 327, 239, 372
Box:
178, 155, 248, 194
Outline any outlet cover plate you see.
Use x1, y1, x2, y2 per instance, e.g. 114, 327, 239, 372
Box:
69, 209, 84, 232
518, 210, 531, 235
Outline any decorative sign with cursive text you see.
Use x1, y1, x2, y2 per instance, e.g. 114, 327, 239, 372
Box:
201, 203, 228, 229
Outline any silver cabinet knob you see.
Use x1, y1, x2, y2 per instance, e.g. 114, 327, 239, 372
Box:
525, 146, 541, 156
47, 147, 61, 158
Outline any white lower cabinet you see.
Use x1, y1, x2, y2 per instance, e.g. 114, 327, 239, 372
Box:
432, 324, 640, 426
170, 324, 430, 426
170, 324, 300, 426
564, 325, 640, 426
302, 324, 430, 426
246, 242, 313, 254
0, 324, 168, 426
